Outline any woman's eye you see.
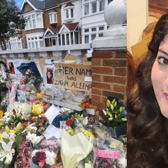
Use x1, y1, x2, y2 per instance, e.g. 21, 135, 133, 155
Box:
157, 56, 168, 65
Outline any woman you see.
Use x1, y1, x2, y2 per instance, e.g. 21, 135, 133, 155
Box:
128, 14, 168, 167
9, 62, 15, 74
47, 69, 54, 84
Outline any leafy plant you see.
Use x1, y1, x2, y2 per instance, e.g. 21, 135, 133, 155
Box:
103, 98, 127, 129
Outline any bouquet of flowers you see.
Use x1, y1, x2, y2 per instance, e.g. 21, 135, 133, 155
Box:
26, 86, 37, 96
14, 140, 31, 168
78, 98, 93, 109
103, 98, 127, 129
0, 123, 22, 167
31, 149, 57, 167
20, 69, 41, 85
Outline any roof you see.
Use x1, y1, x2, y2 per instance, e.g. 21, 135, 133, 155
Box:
44, 26, 62, 36
21, 0, 69, 11
28, 0, 45, 10
65, 2, 74, 8
64, 22, 79, 31
44, 0, 69, 10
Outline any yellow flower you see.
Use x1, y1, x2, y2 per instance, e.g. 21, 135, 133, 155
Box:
107, 100, 111, 107
10, 130, 16, 134
68, 129, 75, 135
122, 118, 127, 121
32, 104, 42, 114
0, 133, 2, 139
5, 125, 10, 133
79, 127, 84, 131
110, 140, 122, 148
0, 110, 3, 119
84, 130, 94, 139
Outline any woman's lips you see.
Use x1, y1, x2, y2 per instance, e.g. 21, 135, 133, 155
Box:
164, 93, 168, 101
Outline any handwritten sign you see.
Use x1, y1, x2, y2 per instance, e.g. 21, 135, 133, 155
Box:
55, 64, 92, 92
95, 149, 121, 159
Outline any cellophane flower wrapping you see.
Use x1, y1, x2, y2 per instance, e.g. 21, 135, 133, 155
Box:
61, 129, 93, 168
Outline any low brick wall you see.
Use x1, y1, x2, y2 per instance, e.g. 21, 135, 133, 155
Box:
91, 50, 127, 116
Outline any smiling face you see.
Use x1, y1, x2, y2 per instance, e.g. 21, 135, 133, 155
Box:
151, 35, 168, 118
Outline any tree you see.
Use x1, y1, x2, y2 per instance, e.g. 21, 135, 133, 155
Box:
0, 0, 25, 50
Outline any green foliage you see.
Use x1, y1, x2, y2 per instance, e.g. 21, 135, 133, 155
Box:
103, 98, 126, 129
0, 0, 25, 50
14, 135, 23, 152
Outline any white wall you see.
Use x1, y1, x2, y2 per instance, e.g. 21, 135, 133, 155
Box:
81, 0, 109, 44
61, 1, 82, 26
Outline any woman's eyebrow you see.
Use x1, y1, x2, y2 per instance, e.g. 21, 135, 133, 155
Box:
158, 49, 168, 56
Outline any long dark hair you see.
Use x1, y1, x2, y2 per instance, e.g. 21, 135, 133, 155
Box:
128, 14, 168, 167
47, 69, 53, 84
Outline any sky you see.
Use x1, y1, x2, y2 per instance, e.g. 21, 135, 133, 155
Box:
15, 0, 23, 9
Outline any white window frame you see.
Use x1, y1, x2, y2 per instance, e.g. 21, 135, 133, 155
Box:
9, 37, 22, 50
23, 12, 43, 30
99, 25, 105, 31
92, 1, 97, 13
64, 6, 74, 21
99, 0, 105, 11
91, 27, 97, 32
26, 34, 44, 49
49, 12, 57, 24
84, 35, 89, 43
84, 3, 89, 15
91, 34, 96, 40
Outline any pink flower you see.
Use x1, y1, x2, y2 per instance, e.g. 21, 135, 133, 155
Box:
39, 160, 45, 167
51, 166, 56, 168
30, 99, 35, 103
23, 115, 29, 120
21, 87, 26, 91
39, 122, 43, 127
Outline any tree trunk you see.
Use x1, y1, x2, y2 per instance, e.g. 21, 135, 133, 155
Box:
0, 40, 3, 50
2, 29, 6, 50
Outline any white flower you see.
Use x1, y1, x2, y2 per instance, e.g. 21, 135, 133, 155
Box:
31, 90, 36, 94
82, 117, 88, 126
8, 102, 32, 115
4, 117, 11, 124
45, 151, 56, 166
1, 132, 9, 139
0, 141, 15, 165
118, 158, 127, 168
26, 132, 43, 146
8, 133, 15, 142
31, 149, 39, 157
23, 123, 37, 133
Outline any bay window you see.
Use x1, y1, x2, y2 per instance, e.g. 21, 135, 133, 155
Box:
27, 35, 44, 49
24, 12, 43, 30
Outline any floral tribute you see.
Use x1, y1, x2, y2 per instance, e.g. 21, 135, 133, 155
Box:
0, 93, 127, 168
0, 100, 51, 167
32, 149, 56, 167
14, 140, 31, 168
20, 69, 41, 85
103, 98, 127, 129
78, 98, 93, 109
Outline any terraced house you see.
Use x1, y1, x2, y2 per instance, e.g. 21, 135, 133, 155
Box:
5, 0, 113, 50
